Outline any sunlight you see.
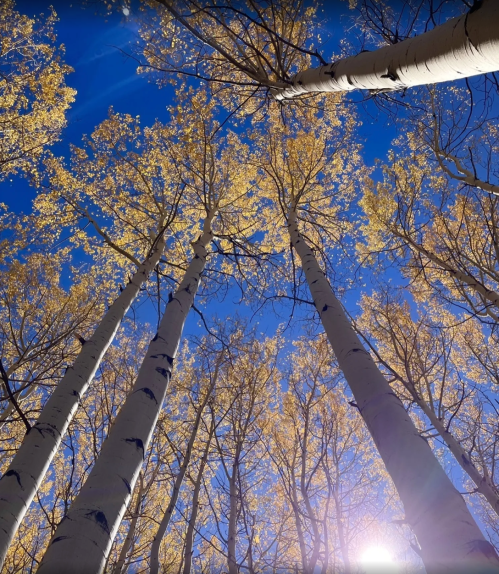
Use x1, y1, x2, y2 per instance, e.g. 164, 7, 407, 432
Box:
360, 546, 394, 563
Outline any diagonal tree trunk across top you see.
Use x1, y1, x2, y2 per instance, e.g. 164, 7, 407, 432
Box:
272, 0, 499, 100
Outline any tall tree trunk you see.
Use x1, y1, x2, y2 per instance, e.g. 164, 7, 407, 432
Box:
273, 0, 499, 100
182, 419, 215, 574
149, 359, 220, 574
299, 409, 321, 573
36, 219, 213, 574
111, 472, 144, 574
290, 465, 308, 573
227, 448, 241, 574
0, 236, 166, 567
393, 229, 499, 311
286, 209, 499, 574
413, 391, 499, 515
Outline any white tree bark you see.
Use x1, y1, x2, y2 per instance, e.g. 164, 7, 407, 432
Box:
182, 419, 214, 574
0, 236, 166, 568
287, 209, 499, 573
227, 446, 241, 574
149, 358, 220, 574
416, 397, 499, 515
111, 472, 144, 574
395, 230, 499, 311
273, 0, 499, 100
36, 219, 213, 574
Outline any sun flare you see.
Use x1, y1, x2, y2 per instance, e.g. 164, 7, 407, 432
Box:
360, 546, 394, 563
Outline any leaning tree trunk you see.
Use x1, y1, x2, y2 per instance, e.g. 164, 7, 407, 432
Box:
272, 0, 499, 100
36, 219, 213, 574
413, 391, 499, 516
0, 235, 166, 567
182, 418, 215, 574
149, 359, 220, 574
286, 209, 499, 574
393, 228, 499, 312
111, 472, 144, 574
227, 449, 240, 574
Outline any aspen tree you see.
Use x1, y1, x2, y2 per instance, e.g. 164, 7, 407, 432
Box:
0, 250, 100, 429
256, 102, 499, 573
361, 139, 499, 323
359, 291, 499, 516
37, 92, 259, 574
269, 335, 397, 573
149, 350, 224, 574
116, 0, 499, 102
204, 326, 279, 574
182, 413, 215, 574
0, 0, 75, 179
0, 111, 186, 565
1, 325, 152, 570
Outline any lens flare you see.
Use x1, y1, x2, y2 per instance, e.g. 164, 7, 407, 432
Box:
360, 546, 393, 563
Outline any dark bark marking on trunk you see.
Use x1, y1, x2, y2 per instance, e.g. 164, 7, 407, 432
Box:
33, 423, 61, 439
463, 11, 480, 50
322, 305, 328, 312
124, 438, 144, 456
2, 470, 22, 488
50, 536, 69, 545
155, 367, 170, 379
381, 71, 398, 82
134, 387, 158, 404
121, 477, 131, 495
85, 510, 110, 534
345, 348, 369, 358
348, 401, 360, 412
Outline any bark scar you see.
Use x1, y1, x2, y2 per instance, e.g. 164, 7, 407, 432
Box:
121, 476, 131, 495
124, 438, 144, 457
2, 470, 22, 489
134, 387, 158, 404
85, 510, 110, 534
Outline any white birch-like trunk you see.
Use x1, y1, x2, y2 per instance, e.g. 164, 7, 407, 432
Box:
149, 363, 218, 574
37, 221, 213, 574
415, 396, 499, 516
182, 420, 214, 574
273, 0, 499, 100
0, 237, 166, 567
111, 472, 144, 574
287, 210, 499, 573
227, 452, 239, 574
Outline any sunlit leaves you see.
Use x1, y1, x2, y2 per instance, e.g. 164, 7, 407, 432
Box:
0, 0, 75, 180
